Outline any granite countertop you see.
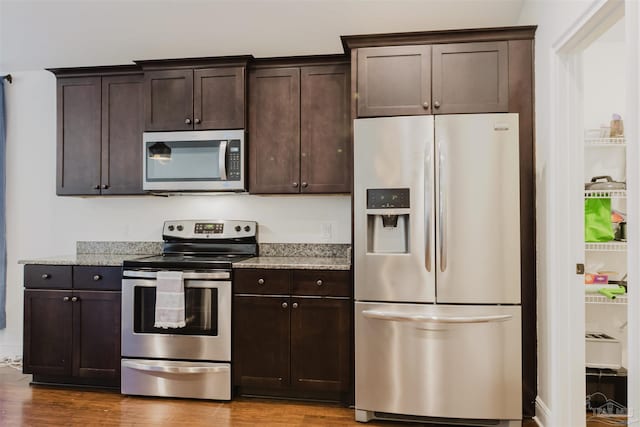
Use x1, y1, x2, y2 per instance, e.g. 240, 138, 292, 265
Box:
233, 256, 351, 270
18, 253, 153, 267
18, 242, 352, 270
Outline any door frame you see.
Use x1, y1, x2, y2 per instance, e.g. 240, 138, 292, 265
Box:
548, 0, 634, 425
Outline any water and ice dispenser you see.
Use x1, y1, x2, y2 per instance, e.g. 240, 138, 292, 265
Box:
366, 188, 410, 254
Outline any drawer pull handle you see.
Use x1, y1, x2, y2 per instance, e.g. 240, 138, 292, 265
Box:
63, 296, 70, 302
257, 278, 265, 285
292, 302, 298, 309
41, 274, 50, 279
282, 302, 288, 309
71, 296, 78, 302
93, 275, 102, 281
316, 280, 323, 286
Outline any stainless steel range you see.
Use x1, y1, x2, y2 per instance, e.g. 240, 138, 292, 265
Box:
121, 219, 257, 400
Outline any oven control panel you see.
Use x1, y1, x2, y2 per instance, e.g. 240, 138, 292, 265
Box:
163, 219, 257, 239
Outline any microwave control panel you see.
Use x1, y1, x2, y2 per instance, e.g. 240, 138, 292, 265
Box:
227, 140, 241, 181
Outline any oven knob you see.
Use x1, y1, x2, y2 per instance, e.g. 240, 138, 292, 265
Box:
244, 226, 251, 232
235, 226, 241, 232
177, 225, 183, 231
168, 225, 175, 231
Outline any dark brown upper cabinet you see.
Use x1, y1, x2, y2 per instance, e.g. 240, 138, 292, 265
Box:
356, 42, 507, 117
50, 66, 144, 196
249, 56, 350, 194
357, 45, 431, 117
432, 42, 508, 114
136, 57, 251, 131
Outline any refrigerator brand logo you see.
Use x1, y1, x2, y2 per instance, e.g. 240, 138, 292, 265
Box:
494, 124, 510, 131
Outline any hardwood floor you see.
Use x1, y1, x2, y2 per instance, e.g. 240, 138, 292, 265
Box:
0, 367, 540, 426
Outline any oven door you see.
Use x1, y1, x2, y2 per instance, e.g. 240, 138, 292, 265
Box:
122, 274, 231, 361
142, 130, 245, 191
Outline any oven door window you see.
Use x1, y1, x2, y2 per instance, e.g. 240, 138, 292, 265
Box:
134, 286, 218, 336
146, 140, 224, 182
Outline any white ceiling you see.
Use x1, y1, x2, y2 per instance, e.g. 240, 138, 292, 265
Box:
0, 0, 526, 71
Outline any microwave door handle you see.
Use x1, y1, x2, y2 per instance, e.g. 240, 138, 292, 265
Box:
219, 140, 228, 180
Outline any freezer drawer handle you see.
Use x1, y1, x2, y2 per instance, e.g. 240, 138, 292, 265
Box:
362, 310, 512, 324
122, 360, 229, 374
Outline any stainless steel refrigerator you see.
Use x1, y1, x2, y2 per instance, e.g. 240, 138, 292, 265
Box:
354, 114, 522, 426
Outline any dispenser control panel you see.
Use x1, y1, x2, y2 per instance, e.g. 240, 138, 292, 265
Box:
367, 188, 410, 209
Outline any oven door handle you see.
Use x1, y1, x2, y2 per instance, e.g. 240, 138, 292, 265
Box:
122, 270, 231, 280
122, 360, 229, 374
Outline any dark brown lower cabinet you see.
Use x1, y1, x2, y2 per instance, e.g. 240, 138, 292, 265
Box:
233, 295, 290, 390
233, 269, 352, 402
23, 265, 121, 388
290, 297, 350, 393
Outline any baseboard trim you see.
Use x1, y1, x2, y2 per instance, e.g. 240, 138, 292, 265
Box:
534, 396, 551, 427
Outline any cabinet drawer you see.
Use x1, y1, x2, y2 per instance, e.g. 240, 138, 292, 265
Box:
292, 270, 351, 297
73, 266, 122, 291
234, 269, 290, 295
24, 265, 72, 289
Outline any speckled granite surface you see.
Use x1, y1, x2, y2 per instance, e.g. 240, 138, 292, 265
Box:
18, 253, 149, 266
19, 242, 352, 269
233, 256, 351, 270
77, 241, 162, 255
19, 241, 162, 266
258, 243, 350, 258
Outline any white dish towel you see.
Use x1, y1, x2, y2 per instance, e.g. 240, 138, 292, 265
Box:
154, 271, 186, 329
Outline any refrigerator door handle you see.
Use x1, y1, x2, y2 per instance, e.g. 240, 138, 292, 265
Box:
362, 310, 512, 324
425, 143, 432, 272
438, 140, 447, 272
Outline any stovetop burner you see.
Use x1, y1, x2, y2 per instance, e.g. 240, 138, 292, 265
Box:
123, 253, 254, 270
123, 219, 258, 270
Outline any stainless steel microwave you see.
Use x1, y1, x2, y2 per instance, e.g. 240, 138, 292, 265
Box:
142, 130, 245, 192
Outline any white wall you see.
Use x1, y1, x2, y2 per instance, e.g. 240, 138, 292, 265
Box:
0, 1, 526, 358
517, 0, 611, 425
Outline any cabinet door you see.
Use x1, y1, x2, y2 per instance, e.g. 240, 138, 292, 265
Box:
290, 297, 350, 394
56, 77, 102, 195
144, 69, 193, 131
357, 45, 431, 117
72, 291, 121, 381
194, 67, 245, 130
23, 290, 73, 376
432, 42, 508, 114
249, 68, 300, 194
101, 74, 145, 195
233, 295, 290, 390
300, 65, 351, 193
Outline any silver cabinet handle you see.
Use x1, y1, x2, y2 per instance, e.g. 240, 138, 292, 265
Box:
292, 182, 299, 188
301, 182, 308, 188
63, 296, 70, 302
316, 280, 323, 287
71, 296, 78, 302
122, 360, 229, 374
257, 278, 265, 285
434, 101, 441, 109
282, 302, 288, 309
362, 310, 512, 324
219, 140, 228, 181
185, 118, 192, 125
438, 140, 447, 272
41, 274, 50, 279
422, 102, 429, 109
292, 302, 298, 309
194, 118, 201, 124
93, 275, 102, 281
